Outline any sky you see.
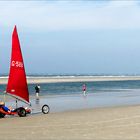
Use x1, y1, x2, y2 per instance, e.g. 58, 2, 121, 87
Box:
0, 0, 140, 75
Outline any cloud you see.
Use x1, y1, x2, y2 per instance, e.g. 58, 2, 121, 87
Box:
0, 1, 140, 31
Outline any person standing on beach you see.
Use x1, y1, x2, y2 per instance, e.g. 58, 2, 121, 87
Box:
82, 84, 86, 96
35, 84, 40, 100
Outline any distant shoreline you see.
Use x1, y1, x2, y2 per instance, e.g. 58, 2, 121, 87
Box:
1, 75, 140, 84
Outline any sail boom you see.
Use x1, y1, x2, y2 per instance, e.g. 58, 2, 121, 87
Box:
5, 92, 31, 106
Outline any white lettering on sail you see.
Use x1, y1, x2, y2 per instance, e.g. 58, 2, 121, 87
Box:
11, 61, 23, 68
11, 89, 15, 92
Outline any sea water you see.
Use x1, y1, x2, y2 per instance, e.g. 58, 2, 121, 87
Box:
1, 76, 140, 112
1, 79, 140, 96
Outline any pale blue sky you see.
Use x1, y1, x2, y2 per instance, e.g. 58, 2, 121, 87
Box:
0, 0, 140, 75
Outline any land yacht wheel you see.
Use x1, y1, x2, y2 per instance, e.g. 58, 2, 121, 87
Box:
0, 113, 5, 118
42, 105, 50, 114
18, 107, 26, 117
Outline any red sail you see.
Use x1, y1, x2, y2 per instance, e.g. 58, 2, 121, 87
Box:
6, 26, 29, 104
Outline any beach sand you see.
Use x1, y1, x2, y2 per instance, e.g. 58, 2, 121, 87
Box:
0, 105, 140, 140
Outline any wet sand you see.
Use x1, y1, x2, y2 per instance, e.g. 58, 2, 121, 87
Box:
0, 105, 140, 140
1, 76, 140, 84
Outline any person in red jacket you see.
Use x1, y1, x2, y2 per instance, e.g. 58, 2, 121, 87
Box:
82, 84, 86, 96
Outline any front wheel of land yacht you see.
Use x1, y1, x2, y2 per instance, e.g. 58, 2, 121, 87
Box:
42, 105, 50, 114
18, 107, 26, 117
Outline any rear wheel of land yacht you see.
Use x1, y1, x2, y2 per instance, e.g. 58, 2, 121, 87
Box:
18, 107, 26, 117
0, 113, 5, 118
